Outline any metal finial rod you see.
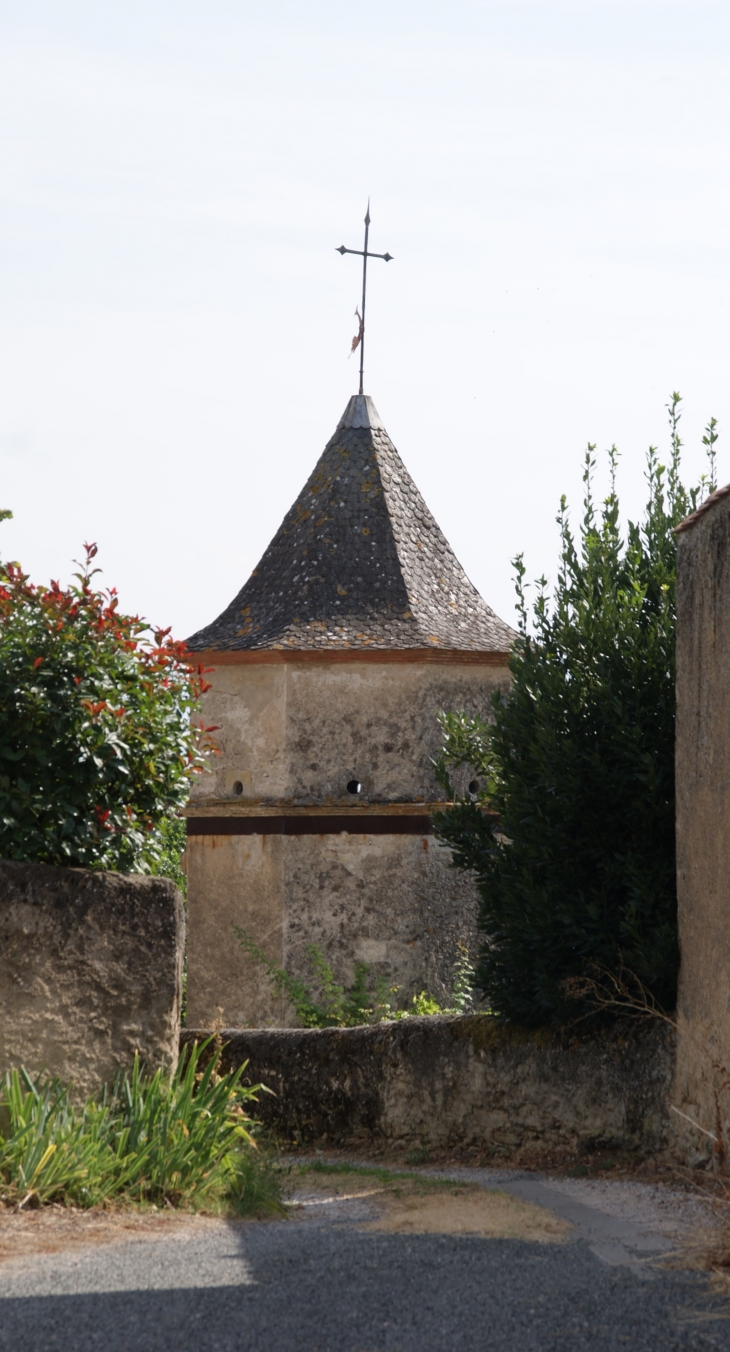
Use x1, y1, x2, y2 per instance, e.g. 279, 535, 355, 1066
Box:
336, 200, 393, 396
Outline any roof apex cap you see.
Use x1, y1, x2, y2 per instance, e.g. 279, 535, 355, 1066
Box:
336, 394, 385, 433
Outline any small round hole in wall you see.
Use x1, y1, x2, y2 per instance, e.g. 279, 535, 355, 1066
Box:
233, 781, 244, 796
468, 780, 480, 795
347, 779, 362, 795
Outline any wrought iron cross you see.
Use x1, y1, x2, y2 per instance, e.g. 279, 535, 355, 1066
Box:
336, 201, 393, 396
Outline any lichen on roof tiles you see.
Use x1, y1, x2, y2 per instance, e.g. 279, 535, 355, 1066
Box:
186, 395, 516, 653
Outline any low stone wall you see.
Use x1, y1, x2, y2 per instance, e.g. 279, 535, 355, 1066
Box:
182, 1015, 674, 1157
1, 859, 185, 1100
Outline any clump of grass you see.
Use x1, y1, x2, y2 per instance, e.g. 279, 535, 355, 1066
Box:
0, 1040, 282, 1216
670, 1180, 730, 1291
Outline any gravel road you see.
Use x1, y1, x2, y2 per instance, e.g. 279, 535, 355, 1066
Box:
1, 1168, 729, 1352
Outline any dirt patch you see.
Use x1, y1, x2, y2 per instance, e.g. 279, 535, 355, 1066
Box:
285, 1167, 570, 1242
0, 1205, 215, 1266
364, 1187, 571, 1240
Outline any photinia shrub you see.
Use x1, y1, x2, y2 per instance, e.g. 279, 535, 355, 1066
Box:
0, 541, 215, 872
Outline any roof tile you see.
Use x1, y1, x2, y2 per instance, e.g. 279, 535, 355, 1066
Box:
187, 396, 516, 652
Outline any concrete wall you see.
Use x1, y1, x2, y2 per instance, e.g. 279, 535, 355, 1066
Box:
182, 1016, 674, 1158
674, 486, 730, 1164
0, 860, 185, 1100
186, 655, 508, 1028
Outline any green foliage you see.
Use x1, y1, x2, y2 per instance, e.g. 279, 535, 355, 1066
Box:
149, 814, 188, 897
448, 946, 479, 1014
434, 395, 718, 1026
0, 541, 216, 872
403, 991, 442, 1017
375, 947, 477, 1020
235, 929, 476, 1026
235, 929, 374, 1027
0, 1041, 281, 1215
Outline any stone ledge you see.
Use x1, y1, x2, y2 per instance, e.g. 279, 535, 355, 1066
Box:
181, 1015, 674, 1156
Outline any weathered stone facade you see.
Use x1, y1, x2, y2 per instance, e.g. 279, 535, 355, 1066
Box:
187, 653, 507, 808
185, 396, 514, 1028
0, 860, 184, 1099
674, 483, 730, 1164
186, 829, 485, 1030
182, 1017, 674, 1158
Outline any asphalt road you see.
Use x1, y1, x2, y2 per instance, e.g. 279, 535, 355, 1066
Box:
1, 1176, 729, 1352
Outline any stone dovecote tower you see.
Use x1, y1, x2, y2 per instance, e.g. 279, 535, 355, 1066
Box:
185, 395, 516, 1028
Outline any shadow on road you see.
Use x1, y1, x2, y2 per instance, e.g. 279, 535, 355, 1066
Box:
1, 1218, 729, 1352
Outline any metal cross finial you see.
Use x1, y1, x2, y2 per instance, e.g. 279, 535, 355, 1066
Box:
336, 200, 393, 396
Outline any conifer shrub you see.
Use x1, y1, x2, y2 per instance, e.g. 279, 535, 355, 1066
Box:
0, 539, 215, 872
434, 396, 717, 1025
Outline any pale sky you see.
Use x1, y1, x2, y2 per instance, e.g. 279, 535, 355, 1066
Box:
1, 1, 728, 639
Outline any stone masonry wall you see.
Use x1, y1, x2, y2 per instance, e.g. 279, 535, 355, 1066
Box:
187, 658, 509, 807
674, 486, 730, 1164
182, 1016, 674, 1157
185, 655, 506, 1029
0, 860, 185, 1100
186, 831, 481, 1029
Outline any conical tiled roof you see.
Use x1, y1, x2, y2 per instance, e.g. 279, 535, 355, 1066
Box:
186, 396, 516, 653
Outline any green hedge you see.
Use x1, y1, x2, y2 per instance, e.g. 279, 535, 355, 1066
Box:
434, 396, 717, 1025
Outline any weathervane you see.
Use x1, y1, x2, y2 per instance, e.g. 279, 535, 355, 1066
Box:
336, 200, 393, 397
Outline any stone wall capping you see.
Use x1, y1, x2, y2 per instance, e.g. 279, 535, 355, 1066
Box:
675, 479, 730, 533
